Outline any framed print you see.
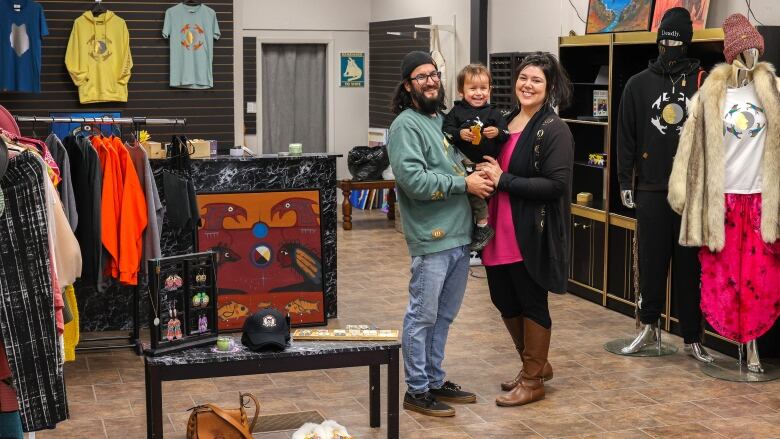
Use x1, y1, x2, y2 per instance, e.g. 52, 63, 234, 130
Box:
586, 0, 654, 34
196, 190, 327, 330
651, 0, 710, 31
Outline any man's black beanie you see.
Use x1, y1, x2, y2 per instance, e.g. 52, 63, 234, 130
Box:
657, 7, 693, 45
401, 51, 436, 79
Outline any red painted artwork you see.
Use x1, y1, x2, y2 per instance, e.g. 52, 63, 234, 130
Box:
197, 191, 325, 330
651, 0, 710, 31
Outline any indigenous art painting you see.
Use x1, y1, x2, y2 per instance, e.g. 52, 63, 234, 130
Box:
651, 0, 710, 31
197, 190, 326, 330
586, 0, 654, 34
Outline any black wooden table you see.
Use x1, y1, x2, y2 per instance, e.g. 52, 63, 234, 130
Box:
144, 339, 400, 438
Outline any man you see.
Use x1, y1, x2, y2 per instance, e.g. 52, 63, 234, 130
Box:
388, 51, 494, 417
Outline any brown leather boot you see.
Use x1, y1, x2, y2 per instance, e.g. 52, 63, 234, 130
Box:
496, 318, 551, 407
500, 317, 553, 391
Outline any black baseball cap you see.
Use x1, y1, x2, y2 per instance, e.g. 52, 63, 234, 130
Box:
242, 308, 290, 352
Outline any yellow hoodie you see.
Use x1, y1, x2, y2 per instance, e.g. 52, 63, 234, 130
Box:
65, 11, 132, 104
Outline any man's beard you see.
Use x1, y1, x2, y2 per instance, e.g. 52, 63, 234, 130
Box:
411, 83, 445, 114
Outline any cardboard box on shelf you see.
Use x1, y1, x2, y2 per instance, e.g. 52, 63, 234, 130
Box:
141, 141, 165, 159
189, 139, 211, 159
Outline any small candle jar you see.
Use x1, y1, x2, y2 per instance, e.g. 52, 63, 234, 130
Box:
289, 143, 303, 156
216, 336, 233, 352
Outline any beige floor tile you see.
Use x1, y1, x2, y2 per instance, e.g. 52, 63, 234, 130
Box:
704, 416, 780, 439
641, 422, 725, 439
691, 395, 777, 419
522, 414, 605, 438
582, 407, 665, 431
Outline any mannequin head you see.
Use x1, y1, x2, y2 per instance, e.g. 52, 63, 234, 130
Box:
656, 7, 693, 67
734, 48, 760, 71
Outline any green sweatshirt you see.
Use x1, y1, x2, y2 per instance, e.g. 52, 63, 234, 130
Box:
388, 109, 472, 256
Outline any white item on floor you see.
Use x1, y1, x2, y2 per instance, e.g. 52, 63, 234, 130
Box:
292, 420, 352, 439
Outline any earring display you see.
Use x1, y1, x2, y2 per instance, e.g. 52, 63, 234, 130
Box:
147, 251, 219, 356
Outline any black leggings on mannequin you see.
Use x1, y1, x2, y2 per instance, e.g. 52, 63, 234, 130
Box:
636, 191, 703, 343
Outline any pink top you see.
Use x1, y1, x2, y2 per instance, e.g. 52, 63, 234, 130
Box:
481, 132, 523, 266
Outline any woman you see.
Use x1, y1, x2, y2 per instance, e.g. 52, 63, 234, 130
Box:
477, 52, 574, 407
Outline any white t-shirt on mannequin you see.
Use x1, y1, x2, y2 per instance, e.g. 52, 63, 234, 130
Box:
722, 82, 765, 193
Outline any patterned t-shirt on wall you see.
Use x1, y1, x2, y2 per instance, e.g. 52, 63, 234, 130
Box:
0, 0, 48, 93
163, 2, 220, 89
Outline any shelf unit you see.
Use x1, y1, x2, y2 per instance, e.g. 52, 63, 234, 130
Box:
556, 29, 772, 356
488, 52, 531, 112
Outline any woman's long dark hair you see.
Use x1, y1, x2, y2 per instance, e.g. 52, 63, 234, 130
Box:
513, 52, 573, 110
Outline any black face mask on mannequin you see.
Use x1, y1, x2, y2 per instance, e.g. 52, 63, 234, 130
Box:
658, 43, 688, 69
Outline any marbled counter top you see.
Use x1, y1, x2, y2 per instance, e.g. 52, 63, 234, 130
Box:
152, 153, 343, 161
145, 337, 400, 366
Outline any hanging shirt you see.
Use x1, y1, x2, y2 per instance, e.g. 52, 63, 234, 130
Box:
113, 137, 147, 285
163, 2, 220, 89
0, 0, 48, 92
63, 135, 102, 287
722, 82, 766, 194
65, 11, 133, 103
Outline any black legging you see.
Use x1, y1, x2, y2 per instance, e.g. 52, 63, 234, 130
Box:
636, 191, 702, 343
485, 262, 551, 329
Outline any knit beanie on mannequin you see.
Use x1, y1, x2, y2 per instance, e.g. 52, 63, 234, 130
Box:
657, 7, 693, 45
723, 13, 764, 64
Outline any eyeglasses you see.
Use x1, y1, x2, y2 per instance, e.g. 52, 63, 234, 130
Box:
411, 71, 441, 84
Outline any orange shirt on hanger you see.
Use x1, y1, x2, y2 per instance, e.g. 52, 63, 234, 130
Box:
112, 136, 147, 285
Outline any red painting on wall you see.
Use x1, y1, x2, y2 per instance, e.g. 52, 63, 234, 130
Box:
197, 190, 326, 330
651, 0, 710, 31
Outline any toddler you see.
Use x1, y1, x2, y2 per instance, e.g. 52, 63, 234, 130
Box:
443, 63, 509, 251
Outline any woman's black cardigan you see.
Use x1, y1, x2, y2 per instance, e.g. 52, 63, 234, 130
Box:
497, 108, 574, 293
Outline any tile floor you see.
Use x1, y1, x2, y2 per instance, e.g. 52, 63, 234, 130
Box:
40, 210, 780, 438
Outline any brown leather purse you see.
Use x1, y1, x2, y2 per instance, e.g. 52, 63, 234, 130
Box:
186, 392, 260, 439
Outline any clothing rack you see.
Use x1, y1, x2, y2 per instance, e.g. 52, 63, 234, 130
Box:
13, 115, 187, 354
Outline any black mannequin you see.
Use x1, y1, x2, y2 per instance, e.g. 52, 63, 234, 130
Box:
616, 7, 713, 363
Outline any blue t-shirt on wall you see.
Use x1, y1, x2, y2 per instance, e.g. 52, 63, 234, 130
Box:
0, 0, 48, 93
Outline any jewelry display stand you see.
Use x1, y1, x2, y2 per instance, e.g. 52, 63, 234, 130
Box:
145, 251, 218, 356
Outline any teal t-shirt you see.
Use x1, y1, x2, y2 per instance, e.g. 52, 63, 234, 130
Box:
163, 3, 220, 89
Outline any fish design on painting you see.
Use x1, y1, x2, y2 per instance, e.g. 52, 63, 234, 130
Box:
257, 301, 273, 309
218, 301, 250, 321
285, 298, 320, 315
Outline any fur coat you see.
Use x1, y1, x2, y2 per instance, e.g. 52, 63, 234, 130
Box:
668, 62, 780, 251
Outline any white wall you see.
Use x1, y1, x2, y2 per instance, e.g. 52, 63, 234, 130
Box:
370, 0, 471, 103
489, 0, 780, 57
234, 0, 370, 179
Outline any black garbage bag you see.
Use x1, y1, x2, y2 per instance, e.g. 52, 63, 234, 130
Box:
347, 145, 389, 181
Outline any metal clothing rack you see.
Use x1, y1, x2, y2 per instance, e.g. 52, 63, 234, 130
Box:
14, 115, 187, 354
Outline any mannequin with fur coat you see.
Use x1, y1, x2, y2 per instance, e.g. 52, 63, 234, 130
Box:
668, 13, 780, 373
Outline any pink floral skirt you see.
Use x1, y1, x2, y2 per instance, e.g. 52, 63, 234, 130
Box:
699, 193, 780, 343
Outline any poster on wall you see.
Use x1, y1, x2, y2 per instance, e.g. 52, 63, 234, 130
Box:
197, 190, 326, 330
651, 0, 710, 31
586, 0, 654, 34
340, 52, 365, 87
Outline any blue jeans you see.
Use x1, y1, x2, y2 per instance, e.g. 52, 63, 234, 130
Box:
402, 245, 470, 394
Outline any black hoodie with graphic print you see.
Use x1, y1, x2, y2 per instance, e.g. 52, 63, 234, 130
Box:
617, 58, 703, 192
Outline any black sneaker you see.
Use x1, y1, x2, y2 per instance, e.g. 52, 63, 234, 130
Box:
470, 225, 495, 251
403, 391, 456, 417
429, 381, 477, 404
